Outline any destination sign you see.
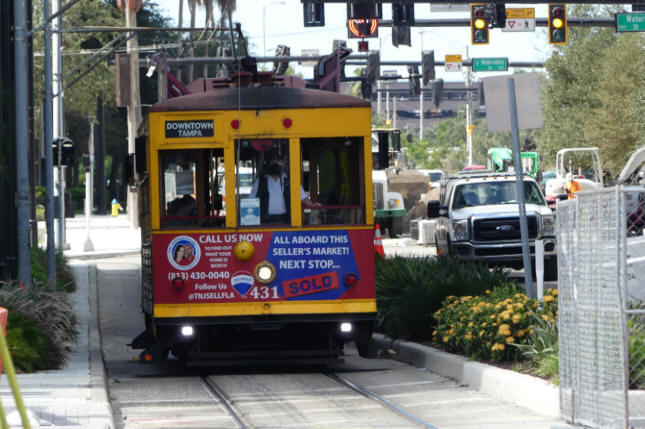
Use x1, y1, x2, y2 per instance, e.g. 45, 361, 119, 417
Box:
165, 120, 214, 138
616, 13, 645, 32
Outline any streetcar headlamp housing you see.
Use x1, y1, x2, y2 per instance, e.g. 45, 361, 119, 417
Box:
254, 260, 277, 284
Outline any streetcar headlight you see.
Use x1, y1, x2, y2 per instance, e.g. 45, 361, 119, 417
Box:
340, 322, 352, 333
181, 326, 194, 337
254, 260, 277, 284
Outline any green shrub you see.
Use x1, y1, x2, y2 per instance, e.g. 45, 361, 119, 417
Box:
511, 310, 559, 382
375, 256, 510, 340
6, 312, 55, 372
432, 286, 559, 363
0, 281, 76, 373
30, 247, 76, 292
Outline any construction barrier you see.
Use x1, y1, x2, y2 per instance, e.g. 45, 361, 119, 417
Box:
374, 224, 385, 258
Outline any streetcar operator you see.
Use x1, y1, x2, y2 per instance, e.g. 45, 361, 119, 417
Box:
249, 156, 321, 224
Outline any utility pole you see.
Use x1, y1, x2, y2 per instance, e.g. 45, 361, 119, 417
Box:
393, 97, 397, 129
83, 116, 95, 252
121, 0, 141, 228
385, 83, 390, 124
53, 0, 67, 251
43, 0, 56, 288
376, 80, 381, 116
466, 47, 473, 166
14, 0, 33, 287
419, 30, 425, 141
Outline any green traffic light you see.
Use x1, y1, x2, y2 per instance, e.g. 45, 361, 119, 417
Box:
552, 29, 565, 43
474, 30, 488, 43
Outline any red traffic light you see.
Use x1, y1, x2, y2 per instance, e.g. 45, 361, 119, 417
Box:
358, 40, 368, 52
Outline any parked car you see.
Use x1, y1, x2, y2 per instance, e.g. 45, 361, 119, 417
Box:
427, 171, 558, 280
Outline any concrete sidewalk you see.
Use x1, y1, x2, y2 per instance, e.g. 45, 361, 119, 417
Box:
0, 264, 114, 428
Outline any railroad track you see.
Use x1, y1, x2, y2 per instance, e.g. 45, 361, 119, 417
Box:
200, 372, 441, 429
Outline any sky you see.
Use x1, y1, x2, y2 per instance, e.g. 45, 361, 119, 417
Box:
152, 0, 553, 82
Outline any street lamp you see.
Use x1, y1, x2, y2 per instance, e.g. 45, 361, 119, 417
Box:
263, 1, 286, 56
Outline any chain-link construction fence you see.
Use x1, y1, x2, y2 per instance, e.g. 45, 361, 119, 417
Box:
558, 186, 645, 429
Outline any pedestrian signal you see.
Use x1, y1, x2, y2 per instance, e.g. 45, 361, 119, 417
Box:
347, 19, 378, 38
548, 4, 568, 44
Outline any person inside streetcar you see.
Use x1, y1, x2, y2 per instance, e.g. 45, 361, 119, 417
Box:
249, 154, 321, 225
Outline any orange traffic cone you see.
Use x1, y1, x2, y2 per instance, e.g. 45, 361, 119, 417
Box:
374, 224, 385, 258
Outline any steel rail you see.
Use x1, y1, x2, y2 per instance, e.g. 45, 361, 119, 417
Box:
201, 376, 251, 429
326, 373, 441, 429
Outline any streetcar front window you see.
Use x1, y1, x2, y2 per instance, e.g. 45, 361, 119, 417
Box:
301, 137, 365, 225
236, 139, 291, 226
159, 149, 225, 228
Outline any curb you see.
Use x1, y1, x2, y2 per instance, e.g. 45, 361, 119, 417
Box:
65, 250, 140, 261
87, 264, 116, 429
372, 333, 561, 419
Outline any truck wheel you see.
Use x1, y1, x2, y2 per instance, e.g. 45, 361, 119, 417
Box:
544, 257, 558, 281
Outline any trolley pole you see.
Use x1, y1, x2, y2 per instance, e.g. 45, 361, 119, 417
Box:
13, 0, 33, 287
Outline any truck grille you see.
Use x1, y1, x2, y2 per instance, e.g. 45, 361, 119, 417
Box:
473, 216, 538, 241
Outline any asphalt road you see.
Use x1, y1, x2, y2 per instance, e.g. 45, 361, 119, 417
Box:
95, 255, 565, 429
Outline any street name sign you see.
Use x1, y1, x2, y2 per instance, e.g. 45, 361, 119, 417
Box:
445, 54, 462, 72
616, 13, 645, 32
502, 8, 536, 32
473, 57, 508, 72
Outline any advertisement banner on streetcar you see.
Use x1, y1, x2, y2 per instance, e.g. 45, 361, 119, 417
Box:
153, 229, 375, 304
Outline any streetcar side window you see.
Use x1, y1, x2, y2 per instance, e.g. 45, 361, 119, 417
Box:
301, 137, 365, 225
159, 149, 226, 228
236, 139, 291, 226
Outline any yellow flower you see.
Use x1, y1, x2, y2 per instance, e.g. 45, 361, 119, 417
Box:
467, 322, 474, 328
516, 329, 526, 338
479, 330, 485, 337
432, 330, 438, 336
552, 289, 558, 296
541, 314, 549, 321
448, 328, 455, 335
515, 303, 524, 310
529, 327, 535, 334
492, 322, 498, 327
464, 332, 473, 340
485, 289, 491, 294
443, 336, 450, 343
481, 322, 487, 328
491, 314, 496, 320
505, 336, 515, 343
491, 343, 506, 351
544, 295, 555, 303
512, 314, 521, 324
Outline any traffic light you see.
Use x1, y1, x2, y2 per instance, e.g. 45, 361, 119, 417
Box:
347, 1, 382, 19
408, 65, 420, 96
52, 138, 74, 167
478, 80, 485, 106
365, 50, 380, 82
357, 40, 368, 52
392, 24, 411, 47
548, 4, 568, 44
470, 4, 490, 45
432, 79, 444, 109
392, 3, 414, 25
490, 3, 506, 28
303, 2, 324, 27
421, 50, 435, 86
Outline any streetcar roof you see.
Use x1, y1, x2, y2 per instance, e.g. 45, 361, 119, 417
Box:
149, 87, 370, 112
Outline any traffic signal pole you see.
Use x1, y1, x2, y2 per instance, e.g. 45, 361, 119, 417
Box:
13, 0, 33, 287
